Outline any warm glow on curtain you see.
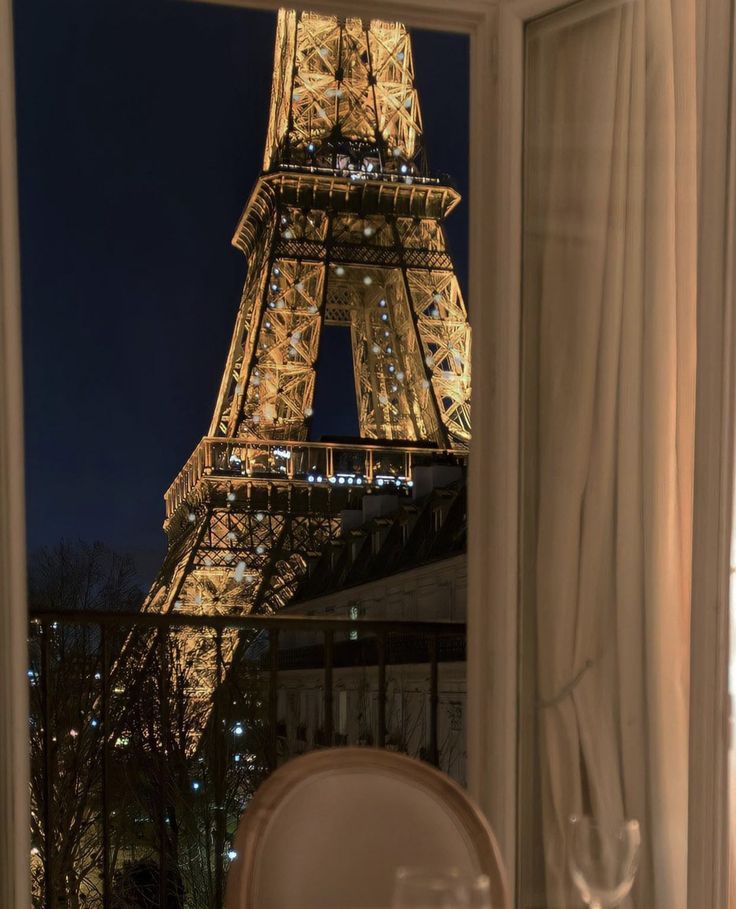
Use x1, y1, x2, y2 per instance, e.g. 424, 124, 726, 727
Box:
523, 0, 696, 905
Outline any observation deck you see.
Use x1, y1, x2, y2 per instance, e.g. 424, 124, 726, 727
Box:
164, 435, 466, 526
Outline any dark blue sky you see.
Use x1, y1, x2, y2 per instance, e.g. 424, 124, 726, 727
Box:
14, 0, 469, 585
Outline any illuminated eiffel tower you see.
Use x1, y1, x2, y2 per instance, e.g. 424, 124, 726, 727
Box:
143, 9, 471, 621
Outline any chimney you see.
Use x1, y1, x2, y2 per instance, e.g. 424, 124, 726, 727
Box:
411, 464, 464, 499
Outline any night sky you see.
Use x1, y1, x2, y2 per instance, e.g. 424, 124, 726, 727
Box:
13, 0, 469, 585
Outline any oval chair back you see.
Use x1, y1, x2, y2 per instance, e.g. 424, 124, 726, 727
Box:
226, 748, 509, 909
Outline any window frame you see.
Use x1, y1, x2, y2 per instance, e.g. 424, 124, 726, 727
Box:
1, 0, 734, 906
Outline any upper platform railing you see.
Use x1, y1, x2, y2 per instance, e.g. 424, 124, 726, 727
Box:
164, 436, 466, 519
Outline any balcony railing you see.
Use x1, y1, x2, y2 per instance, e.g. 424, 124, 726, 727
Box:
28, 609, 466, 909
164, 436, 465, 519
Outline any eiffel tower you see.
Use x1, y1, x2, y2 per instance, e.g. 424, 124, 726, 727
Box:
143, 9, 471, 621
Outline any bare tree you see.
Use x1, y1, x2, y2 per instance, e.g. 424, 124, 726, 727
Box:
28, 541, 275, 909
28, 541, 142, 908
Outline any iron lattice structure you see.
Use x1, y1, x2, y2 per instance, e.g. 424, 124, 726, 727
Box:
144, 10, 471, 630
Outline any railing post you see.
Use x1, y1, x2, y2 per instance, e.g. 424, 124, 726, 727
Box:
101, 627, 111, 909
214, 629, 225, 909
40, 623, 53, 909
158, 630, 169, 908
268, 629, 279, 770
429, 634, 439, 766
377, 632, 386, 748
324, 631, 334, 746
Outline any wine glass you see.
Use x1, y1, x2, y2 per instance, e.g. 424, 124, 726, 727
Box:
567, 815, 640, 908
392, 867, 492, 909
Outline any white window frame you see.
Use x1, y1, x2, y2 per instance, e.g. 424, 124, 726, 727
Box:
1, 0, 734, 906
687, 1, 736, 904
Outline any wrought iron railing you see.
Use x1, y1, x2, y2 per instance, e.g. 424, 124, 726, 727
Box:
28, 609, 466, 909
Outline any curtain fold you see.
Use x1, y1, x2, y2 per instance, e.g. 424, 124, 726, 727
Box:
524, 0, 696, 904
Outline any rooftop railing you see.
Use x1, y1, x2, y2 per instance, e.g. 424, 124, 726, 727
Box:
28, 609, 466, 909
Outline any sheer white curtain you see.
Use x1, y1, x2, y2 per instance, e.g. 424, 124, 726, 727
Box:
524, 0, 696, 905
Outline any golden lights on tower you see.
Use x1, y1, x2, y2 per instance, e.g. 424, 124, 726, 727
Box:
143, 10, 471, 624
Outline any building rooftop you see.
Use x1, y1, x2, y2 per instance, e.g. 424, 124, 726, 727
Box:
295, 472, 466, 603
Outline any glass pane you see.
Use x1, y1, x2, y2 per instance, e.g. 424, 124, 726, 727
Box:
17, 5, 471, 905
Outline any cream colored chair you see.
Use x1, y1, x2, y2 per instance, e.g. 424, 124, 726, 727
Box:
226, 748, 509, 909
